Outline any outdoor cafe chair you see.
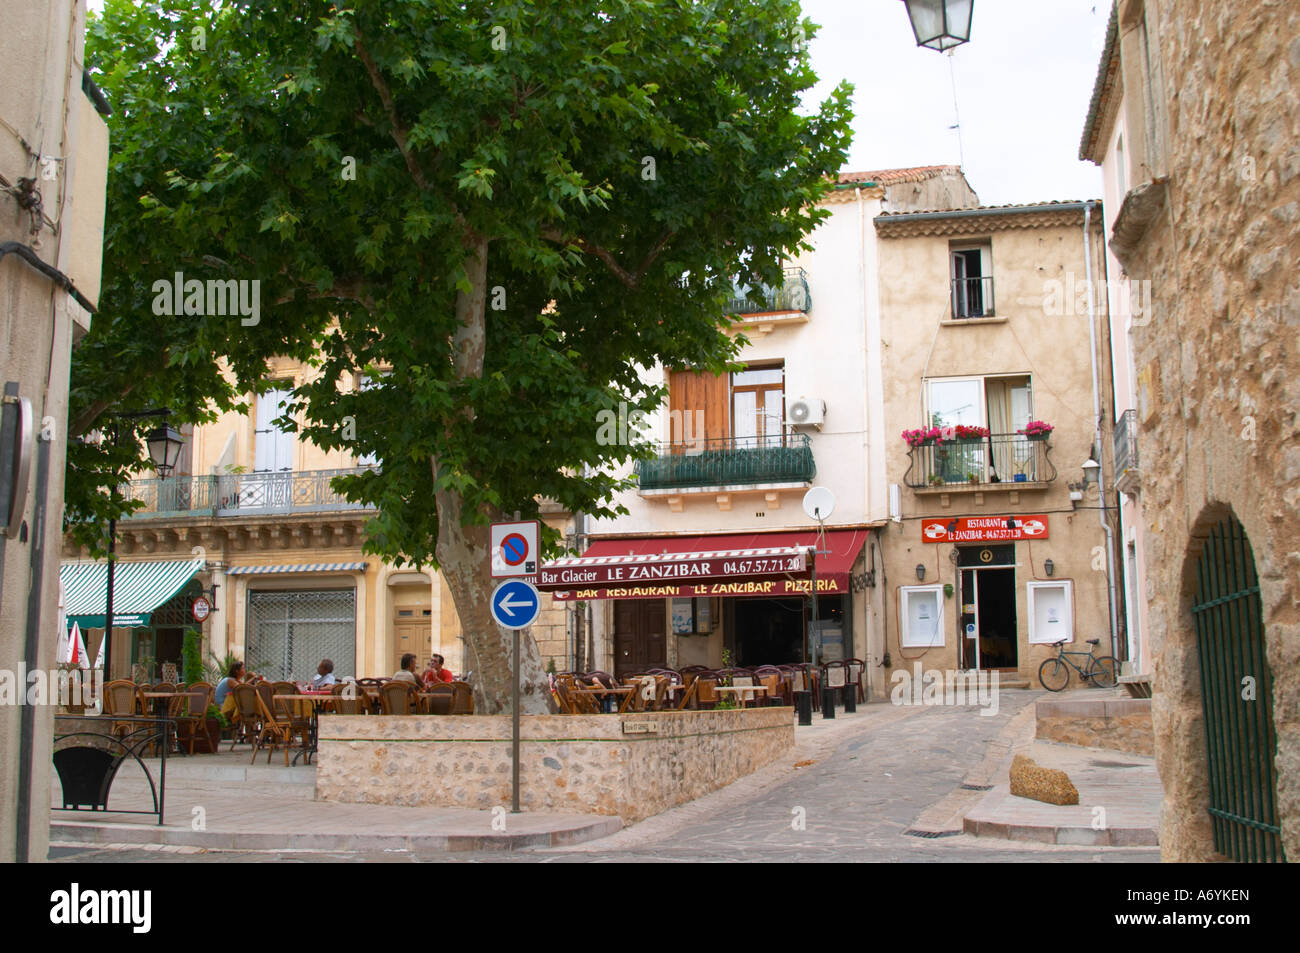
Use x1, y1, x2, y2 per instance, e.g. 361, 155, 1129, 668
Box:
104, 679, 141, 738
694, 673, 720, 710
845, 658, 866, 702
754, 667, 786, 707
174, 689, 210, 755
554, 675, 594, 715
251, 687, 310, 765
449, 681, 474, 715
378, 680, 418, 715
330, 681, 366, 715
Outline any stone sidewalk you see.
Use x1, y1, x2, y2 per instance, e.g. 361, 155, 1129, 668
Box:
50, 751, 621, 852
957, 692, 1162, 847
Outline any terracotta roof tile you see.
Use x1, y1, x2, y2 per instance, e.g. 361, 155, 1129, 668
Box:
835, 165, 963, 186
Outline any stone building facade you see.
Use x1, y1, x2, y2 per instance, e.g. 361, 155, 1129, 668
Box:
0, 0, 108, 863
1081, 0, 1299, 861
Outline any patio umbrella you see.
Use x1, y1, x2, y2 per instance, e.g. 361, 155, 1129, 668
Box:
55, 581, 70, 665
68, 622, 90, 671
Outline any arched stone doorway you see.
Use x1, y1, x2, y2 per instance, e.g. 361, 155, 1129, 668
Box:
1190, 513, 1284, 862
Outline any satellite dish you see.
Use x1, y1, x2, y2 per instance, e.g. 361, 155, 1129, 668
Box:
802, 486, 835, 522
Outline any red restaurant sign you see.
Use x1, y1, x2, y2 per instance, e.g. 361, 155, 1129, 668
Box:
921, 515, 1049, 543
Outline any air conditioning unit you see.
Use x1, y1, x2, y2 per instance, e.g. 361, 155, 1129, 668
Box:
786, 397, 825, 429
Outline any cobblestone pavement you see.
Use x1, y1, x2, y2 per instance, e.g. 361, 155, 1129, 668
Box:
50, 692, 1161, 863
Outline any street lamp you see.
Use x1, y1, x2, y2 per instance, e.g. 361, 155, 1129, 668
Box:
102, 410, 184, 679
901, 0, 975, 51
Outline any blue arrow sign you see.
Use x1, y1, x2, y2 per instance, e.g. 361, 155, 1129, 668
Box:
491, 579, 541, 630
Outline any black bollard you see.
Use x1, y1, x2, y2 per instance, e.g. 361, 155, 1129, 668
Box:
843, 688, 857, 713
795, 691, 813, 726
821, 686, 836, 718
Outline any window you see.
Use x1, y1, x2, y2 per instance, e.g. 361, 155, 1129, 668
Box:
924, 375, 1035, 481
356, 373, 382, 468
951, 244, 993, 318
731, 364, 785, 447
247, 589, 357, 680
1027, 581, 1074, 645
900, 585, 945, 648
253, 384, 296, 473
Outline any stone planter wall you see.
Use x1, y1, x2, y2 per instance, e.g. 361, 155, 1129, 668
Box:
316, 708, 794, 822
1035, 697, 1153, 757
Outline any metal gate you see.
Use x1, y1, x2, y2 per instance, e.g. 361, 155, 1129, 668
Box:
1191, 515, 1285, 862
247, 589, 356, 681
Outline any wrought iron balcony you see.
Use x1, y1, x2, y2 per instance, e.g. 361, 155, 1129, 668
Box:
951, 275, 995, 319
636, 434, 815, 490
904, 434, 1056, 489
725, 267, 811, 315
121, 467, 377, 519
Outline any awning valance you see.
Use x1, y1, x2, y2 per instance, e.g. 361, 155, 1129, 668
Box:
225, 562, 368, 575
60, 557, 205, 629
539, 530, 868, 601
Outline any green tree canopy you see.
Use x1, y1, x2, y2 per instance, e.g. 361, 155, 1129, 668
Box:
78, 0, 853, 711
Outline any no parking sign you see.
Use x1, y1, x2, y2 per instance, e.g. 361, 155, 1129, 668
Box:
490, 520, 540, 578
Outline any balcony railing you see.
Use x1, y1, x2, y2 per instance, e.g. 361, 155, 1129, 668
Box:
121, 467, 377, 519
636, 434, 815, 490
904, 434, 1056, 489
725, 267, 811, 315
951, 275, 995, 319
1114, 408, 1138, 476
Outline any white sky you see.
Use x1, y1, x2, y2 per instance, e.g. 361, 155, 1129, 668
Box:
801, 0, 1111, 205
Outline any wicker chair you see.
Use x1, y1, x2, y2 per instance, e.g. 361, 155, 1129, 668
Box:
251, 688, 311, 765
103, 679, 141, 739
330, 681, 366, 715
449, 681, 474, 715
378, 680, 418, 715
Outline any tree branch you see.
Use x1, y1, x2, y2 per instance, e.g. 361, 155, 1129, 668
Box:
352, 26, 430, 190
541, 228, 677, 289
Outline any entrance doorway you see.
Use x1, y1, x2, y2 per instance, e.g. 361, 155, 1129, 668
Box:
613, 600, 666, 676
392, 606, 433, 673
959, 545, 1017, 670
733, 597, 805, 666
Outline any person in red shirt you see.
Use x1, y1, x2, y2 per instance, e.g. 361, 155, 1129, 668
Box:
422, 654, 455, 688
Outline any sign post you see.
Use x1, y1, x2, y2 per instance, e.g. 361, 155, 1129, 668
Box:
490, 571, 541, 816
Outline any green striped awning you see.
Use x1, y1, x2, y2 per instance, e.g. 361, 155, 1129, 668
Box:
60, 558, 205, 629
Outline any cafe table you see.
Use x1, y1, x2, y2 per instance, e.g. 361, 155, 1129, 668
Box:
138, 691, 200, 755
570, 685, 635, 714
273, 692, 335, 765
713, 685, 768, 707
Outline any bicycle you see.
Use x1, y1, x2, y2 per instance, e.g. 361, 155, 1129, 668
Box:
1037, 638, 1118, 692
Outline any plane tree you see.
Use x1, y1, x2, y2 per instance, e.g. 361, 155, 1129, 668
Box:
77, 0, 853, 712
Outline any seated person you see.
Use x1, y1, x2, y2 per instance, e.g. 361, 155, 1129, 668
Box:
311, 658, 336, 690
391, 653, 421, 687
421, 654, 455, 688
214, 661, 246, 721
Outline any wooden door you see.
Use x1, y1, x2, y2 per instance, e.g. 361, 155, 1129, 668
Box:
613, 600, 666, 677
392, 609, 433, 673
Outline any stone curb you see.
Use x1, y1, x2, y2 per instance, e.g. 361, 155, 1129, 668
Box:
962, 811, 1159, 847
50, 815, 623, 852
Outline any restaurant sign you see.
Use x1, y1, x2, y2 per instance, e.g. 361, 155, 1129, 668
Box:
548, 576, 845, 602
538, 549, 806, 589
921, 515, 1049, 543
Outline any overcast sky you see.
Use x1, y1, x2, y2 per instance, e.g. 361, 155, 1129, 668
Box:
800, 0, 1111, 206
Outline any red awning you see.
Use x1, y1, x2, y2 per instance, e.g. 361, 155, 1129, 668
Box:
540, 530, 868, 601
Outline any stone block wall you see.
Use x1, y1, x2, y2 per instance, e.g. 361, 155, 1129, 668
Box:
1035, 696, 1154, 756
1117, 0, 1300, 861
316, 708, 794, 822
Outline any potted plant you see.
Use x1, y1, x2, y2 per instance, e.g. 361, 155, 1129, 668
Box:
928, 473, 944, 486
181, 628, 204, 685
967, 472, 980, 485
1018, 420, 1053, 441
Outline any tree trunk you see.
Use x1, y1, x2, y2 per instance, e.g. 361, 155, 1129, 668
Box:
433, 232, 553, 715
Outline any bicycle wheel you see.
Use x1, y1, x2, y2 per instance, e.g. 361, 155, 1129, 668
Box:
1087, 656, 1119, 689
1038, 658, 1070, 692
